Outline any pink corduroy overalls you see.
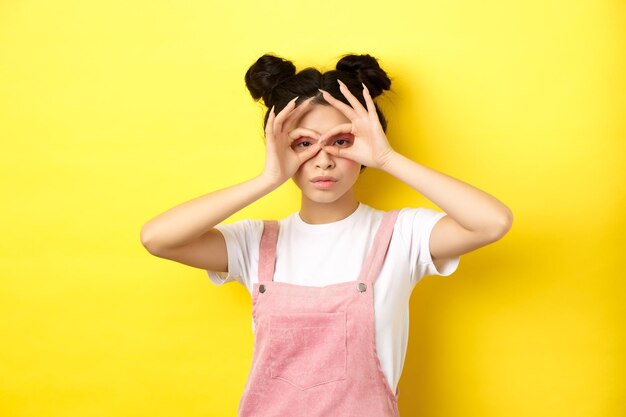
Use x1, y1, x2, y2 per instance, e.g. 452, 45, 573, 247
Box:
237, 209, 402, 417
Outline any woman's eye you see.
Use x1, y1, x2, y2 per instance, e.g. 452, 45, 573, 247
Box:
334, 138, 352, 147
291, 139, 313, 151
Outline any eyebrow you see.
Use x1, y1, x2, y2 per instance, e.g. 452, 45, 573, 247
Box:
298, 129, 346, 136
299, 128, 320, 134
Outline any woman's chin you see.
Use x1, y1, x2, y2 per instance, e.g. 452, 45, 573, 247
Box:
301, 188, 355, 205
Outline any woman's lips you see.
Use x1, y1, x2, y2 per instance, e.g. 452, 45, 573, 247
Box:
311, 177, 337, 190
312, 180, 336, 189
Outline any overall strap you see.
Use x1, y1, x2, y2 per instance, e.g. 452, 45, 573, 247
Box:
357, 210, 400, 285
258, 220, 278, 283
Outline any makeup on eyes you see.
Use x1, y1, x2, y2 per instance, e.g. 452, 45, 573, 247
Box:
331, 133, 354, 146
290, 137, 316, 151
291, 134, 354, 150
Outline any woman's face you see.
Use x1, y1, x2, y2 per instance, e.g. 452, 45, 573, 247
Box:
289, 104, 361, 204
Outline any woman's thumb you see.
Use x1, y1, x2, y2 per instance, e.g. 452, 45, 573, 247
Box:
302, 142, 322, 161
322, 145, 342, 157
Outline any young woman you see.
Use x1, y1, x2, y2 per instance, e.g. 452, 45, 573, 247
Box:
140, 53, 513, 416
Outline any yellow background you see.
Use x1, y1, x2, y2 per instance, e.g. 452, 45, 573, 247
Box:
1, 0, 624, 416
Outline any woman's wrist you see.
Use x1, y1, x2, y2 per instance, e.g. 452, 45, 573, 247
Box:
256, 172, 286, 191
377, 148, 400, 172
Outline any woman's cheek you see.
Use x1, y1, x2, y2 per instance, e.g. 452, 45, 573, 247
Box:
338, 158, 360, 170
293, 165, 311, 185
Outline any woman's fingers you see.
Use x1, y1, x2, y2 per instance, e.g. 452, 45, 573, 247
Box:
283, 97, 314, 125
299, 141, 322, 163
288, 127, 321, 141
265, 105, 276, 137
267, 97, 316, 145
318, 89, 356, 120
322, 141, 353, 160
273, 96, 299, 135
319, 123, 356, 160
318, 123, 353, 146
337, 79, 368, 117
361, 83, 377, 119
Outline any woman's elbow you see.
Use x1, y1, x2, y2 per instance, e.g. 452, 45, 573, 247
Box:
492, 209, 513, 240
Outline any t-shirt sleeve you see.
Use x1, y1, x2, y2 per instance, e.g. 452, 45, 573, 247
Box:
205, 218, 263, 291
398, 207, 461, 286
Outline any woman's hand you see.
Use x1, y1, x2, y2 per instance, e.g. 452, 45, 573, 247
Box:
318, 80, 396, 170
261, 97, 322, 185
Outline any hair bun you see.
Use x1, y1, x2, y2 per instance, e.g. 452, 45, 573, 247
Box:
336, 54, 391, 98
244, 54, 296, 103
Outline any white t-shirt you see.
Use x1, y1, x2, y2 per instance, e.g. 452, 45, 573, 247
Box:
206, 202, 460, 393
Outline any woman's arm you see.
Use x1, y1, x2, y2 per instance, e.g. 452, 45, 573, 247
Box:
381, 151, 513, 234
380, 151, 513, 260
140, 97, 321, 266
140, 174, 279, 252
318, 81, 513, 262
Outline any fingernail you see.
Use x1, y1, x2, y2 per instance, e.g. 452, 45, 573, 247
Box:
337, 79, 343, 86
318, 88, 327, 94
362, 82, 368, 90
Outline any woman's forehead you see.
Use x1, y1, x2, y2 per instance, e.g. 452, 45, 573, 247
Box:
295, 104, 350, 133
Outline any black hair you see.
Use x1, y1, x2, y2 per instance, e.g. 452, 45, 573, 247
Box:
244, 53, 393, 172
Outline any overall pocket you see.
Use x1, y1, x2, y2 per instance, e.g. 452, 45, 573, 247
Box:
269, 311, 347, 390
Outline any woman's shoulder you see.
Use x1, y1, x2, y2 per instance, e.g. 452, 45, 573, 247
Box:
360, 203, 437, 220
357, 205, 448, 237
215, 217, 265, 239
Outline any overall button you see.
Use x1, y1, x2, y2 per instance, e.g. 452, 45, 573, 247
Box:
357, 282, 367, 292
259, 284, 266, 293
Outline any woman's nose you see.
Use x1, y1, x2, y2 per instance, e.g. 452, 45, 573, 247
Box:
314, 148, 335, 169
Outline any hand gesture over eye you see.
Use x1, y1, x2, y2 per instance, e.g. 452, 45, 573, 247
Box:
261, 97, 321, 185
318, 80, 396, 170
